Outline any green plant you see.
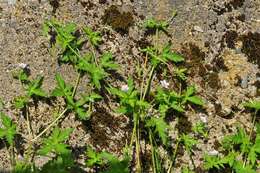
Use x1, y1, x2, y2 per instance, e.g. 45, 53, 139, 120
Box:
83, 27, 102, 47
86, 147, 130, 173
146, 116, 169, 145
154, 86, 203, 116
181, 166, 195, 173
51, 73, 102, 120
12, 69, 47, 110
141, 43, 184, 67
0, 112, 16, 146
76, 52, 118, 89
108, 78, 150, 172
43, 19, 81, 64
203, 125, 260, 173
108, 78, 149, 115
0, 112, 17, 169
144, 18, 169, 32
181, 134, 198, 155
192, 121, 208, 138
38, 127, 73, 156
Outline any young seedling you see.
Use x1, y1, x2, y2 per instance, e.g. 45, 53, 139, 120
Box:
83, 27, 102, 47
86, 147, 130, 173
43, 19, 81, 65
192, 121, 208, 138
181, 166, 195, 173
144, 18, 169, 32
204, 124, 260, 173
51, 73, 102, 120
181, 134, 198, 169
38, 127, 74, 173
38, 127, 73, 156
76, 52, 118, 89
0, 112, 17, 168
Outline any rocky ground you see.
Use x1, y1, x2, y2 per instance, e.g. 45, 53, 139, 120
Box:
0, 0, 259, 172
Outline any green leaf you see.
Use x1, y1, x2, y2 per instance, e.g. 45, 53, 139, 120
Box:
38, 128, 73, 156
170, 102, 185, 112
26, 76, 47, 97
13, 96, 29, 109
0, 112, 16, 145
233, 160, 256, 173
146, 117, 169, 145
175, 68, 187, 81
183, 86, 204, 106
161, 43, 184, 63
40, 153, 74, 173
243, 100, 260, 111
42, 22, 50, 36
86, 147, 103, 167
192, 121, 208, 138
203, 155, 226, 170
100, 52, 119, 70
84, 27, 102, 47
100, 152, 130, 173
181, 134, 198, 154
51, 74, 73, 98
186, 96, 204, 106
14, 161, 35, 173
181, 166, 195, 173
144, 18, 169, 31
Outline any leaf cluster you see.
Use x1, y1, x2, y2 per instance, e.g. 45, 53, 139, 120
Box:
76, 52, 118, 89
12, 69, 47, 109
86, 147, 130, 173
0, 112, 16, 146
144, 18, 169, 31
52, 74, 102, 120
108, 78, 150, 115
43, 20, 81, 64
155, 86, 203, 116
141, 43, 184, 67
204, 125, 260, 173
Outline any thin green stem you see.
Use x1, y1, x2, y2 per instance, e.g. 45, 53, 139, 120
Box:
149, 129, 157, 173
243, 110, 257, 167
142, 65, 156, 100
170, 137, 181, 172
25, 106, 32, 138
72, 73, 81, 97
135, 113, 142, 173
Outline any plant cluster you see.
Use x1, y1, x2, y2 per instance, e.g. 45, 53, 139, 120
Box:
0, 15, 259, 173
